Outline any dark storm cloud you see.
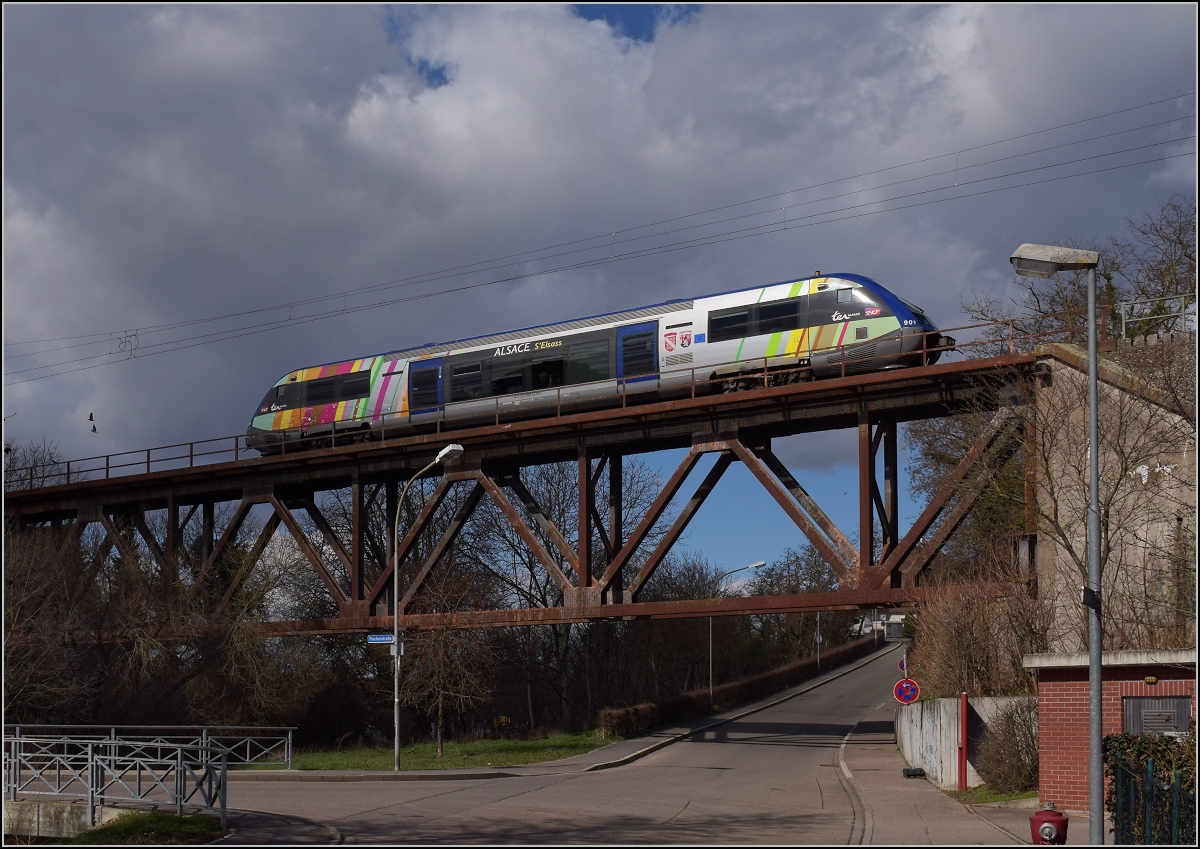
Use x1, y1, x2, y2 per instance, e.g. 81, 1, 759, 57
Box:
3, 4, 1195, 469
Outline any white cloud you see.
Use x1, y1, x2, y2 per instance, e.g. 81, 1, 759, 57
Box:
2, 3, 1194, 471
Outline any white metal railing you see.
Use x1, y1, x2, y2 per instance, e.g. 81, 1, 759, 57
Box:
1118, 292, 1196, 338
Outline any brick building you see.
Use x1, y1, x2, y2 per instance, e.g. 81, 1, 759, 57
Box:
1023, 650, 1196, 813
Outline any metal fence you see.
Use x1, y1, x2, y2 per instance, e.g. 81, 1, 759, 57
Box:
1112, 757, 1197, 845
3, 725, 293, 769
1117, 292, 1196, 339
3, 734, 228, 829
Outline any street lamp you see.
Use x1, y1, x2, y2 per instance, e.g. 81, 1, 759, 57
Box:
1010, 244, 1102, 845
392, 443, 465, 772
709, 560, 766, 711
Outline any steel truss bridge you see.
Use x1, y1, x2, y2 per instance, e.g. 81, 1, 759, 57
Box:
4, 354, 1039, 636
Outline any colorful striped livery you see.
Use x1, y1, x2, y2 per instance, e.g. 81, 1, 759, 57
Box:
247, 272, 953, 453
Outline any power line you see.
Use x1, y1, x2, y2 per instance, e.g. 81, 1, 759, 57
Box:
9, 130, 1190, 376
5, 91, 1193, 352
6, 148, 1191, 386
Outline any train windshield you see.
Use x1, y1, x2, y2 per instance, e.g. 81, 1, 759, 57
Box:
898, 298, 932, 325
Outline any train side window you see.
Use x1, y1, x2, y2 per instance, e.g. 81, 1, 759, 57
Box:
276, 386, 287, 397
567, 340, 610, 384
306, 376, 338, 407
757, 299, 801, 335
488, 359, 528, 395
449, 362, 483, 402
620, 331, 656, 377
531, 355, 565, 389
341, 372, 371, 401
410, 366, 441, 409
709, 308, 750, 342
838, 288, 854, 304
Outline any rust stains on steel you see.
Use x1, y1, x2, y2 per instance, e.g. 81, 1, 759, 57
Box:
11, 354, 1039, 643
147, 587, 939, 639
4, 354, 1034, 517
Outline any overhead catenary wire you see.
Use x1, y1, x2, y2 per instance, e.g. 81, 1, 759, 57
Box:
5, 126, 1195, 369
7, 130, 1195, 377
5, 148, 1192, 386
5, 91, 1193, 355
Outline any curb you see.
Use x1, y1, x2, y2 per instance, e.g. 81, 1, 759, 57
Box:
227, 769, 519, 782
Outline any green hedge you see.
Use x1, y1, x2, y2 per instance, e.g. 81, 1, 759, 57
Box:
1105, 731, 1196, 793
598, 633, 881, 738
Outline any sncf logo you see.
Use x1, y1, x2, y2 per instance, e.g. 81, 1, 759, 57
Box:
865, 307, 881, 317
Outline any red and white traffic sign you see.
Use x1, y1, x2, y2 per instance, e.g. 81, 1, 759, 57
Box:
898, 658, 906, 671
894, 678, 920, 704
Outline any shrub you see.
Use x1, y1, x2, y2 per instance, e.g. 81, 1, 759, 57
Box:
977, 697, 1039, 793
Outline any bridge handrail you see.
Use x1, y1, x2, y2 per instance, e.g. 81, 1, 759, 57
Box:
2, 725, 293, 768
3, 311, 1103, 492
3, 733, 228, 829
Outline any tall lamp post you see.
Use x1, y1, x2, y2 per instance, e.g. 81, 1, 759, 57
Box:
392, 443, 465, 772
709, 560, 766, 711
1010, 244, 1102, 844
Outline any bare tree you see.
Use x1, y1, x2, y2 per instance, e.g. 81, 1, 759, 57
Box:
905, 198, 1196, 689
3, 436, 68, 491
400, 568, 498, 757
964, 195, 1196, 352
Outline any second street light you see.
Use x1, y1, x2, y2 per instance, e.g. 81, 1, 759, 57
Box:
1010, 243, 1102, 846
392, 442, 465, 773
709, 560, 766, 711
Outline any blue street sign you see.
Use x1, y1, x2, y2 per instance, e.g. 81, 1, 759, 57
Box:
367, 634, 395, 644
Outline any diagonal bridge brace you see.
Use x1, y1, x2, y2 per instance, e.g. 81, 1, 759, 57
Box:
860, 407, 1023, 590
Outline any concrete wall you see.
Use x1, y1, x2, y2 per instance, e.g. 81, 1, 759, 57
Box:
895, 695, 1026, 790
3, 800, 123, 838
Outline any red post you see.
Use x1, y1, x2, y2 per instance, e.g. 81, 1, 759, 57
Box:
958, 691, 968, 792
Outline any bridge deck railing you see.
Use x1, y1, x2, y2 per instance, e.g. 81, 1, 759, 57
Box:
3, 311, 1098, 492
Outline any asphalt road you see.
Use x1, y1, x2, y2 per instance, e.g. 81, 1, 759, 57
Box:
228, 650, 905, 844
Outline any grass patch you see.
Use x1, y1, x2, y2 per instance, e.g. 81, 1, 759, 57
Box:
66, 811, 225, 844
948, 785, 1039, 805
266, 731, 608, 771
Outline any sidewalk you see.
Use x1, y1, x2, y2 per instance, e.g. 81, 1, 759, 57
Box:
839, 699, 1100, 845
220, 643, 1102, 844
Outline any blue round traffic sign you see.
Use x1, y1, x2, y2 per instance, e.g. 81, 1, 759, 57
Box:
894, 678, 920, 704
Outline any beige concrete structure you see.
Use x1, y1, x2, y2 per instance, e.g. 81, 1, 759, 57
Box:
2, 799, 124, 839
1032, 339, 1195, 653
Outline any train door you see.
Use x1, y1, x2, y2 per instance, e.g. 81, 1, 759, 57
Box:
408, 358, 443, 424
617, 321, 658, 395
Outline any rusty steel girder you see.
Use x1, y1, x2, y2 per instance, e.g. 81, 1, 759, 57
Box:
6, 355, 1036, 639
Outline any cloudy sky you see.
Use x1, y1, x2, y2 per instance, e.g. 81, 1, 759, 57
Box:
3, 4, 1195, 570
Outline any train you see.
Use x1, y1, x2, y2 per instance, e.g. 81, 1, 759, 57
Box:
246, 272, 955, 454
